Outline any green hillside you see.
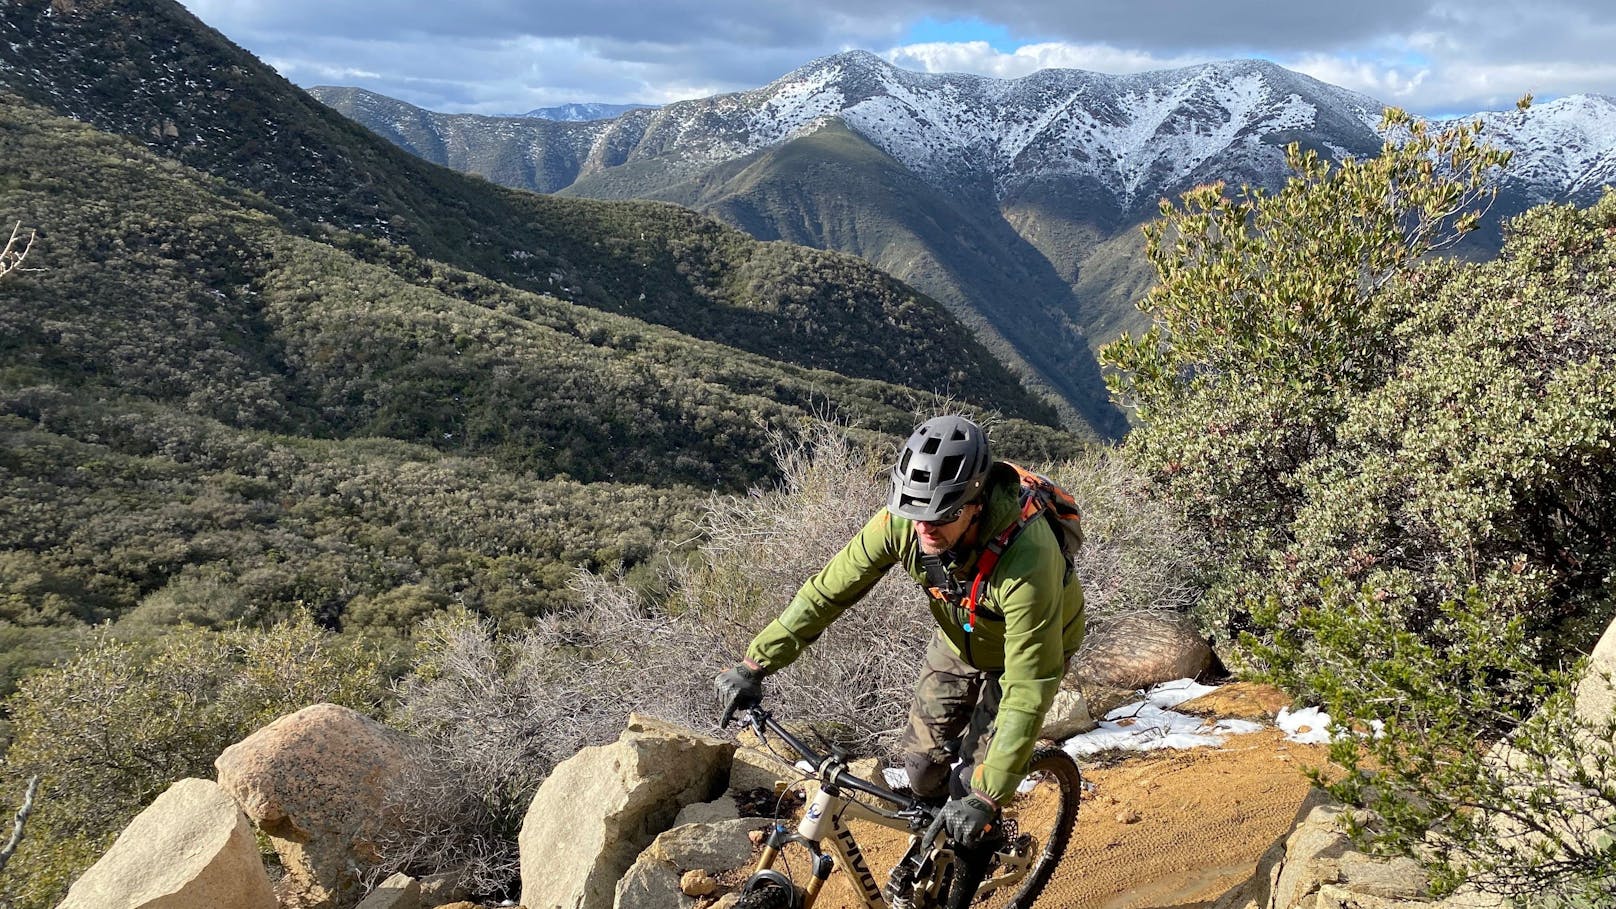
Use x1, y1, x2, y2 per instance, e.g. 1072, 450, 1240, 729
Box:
0, 99, 1083, 649
567, 122, 1130, 435
306, 86, 597, 194
311, 87, 1133, 435
0, 0, 1057, 428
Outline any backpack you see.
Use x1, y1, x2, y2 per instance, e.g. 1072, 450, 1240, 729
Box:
1000, 461, 1085, 560
921, 461, 1084, 632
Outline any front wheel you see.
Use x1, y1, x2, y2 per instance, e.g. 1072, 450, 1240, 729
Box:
942, 747, 1081, 909
733, 880, 799, 909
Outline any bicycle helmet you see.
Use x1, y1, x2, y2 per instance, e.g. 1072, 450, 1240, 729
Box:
887, 415, 991, 522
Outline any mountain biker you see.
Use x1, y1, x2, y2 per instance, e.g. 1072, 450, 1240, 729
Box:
716, 415, 1085, 852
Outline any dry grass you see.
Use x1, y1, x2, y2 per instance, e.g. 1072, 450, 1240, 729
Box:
374, 421, 1207, 894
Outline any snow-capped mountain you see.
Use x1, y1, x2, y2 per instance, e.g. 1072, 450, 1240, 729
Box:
1466, 94, 1616, 203
312, 52, 1616, 410
522, 102, 655, 122
575, 51, 1613, 211
583, 52, 1388, 210
317, 51, 1616, 216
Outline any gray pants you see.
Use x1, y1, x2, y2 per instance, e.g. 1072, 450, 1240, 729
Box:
897, 630, 1003, 799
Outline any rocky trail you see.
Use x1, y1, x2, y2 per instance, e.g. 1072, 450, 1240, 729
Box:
717, 683, 1334, 909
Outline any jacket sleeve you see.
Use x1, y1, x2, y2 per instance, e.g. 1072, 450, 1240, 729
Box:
746, 510, 900, 672
970, 542, 1069, 805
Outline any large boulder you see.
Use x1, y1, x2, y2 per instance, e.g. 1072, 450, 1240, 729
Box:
57, 778, 276, 909
215, 703, 410, 909
1039, 687, 1096, 739
727, 744, 798, 795
518, 714, 734, 909
613, 860, 690, 909
1076, 612, 1214, 689
1573, 613, 1616, 734
642, 818, 771, 872
354, 873, 421, 909
1468, 614, 1616, 888
672, 795, 741, 827
1213, 791, 1435, 909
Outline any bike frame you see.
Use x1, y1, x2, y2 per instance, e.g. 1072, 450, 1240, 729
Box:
740, 708, 1034, 909
755, 778, 916, 909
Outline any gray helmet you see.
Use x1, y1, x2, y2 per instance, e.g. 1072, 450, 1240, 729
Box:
887, 416, 991, 522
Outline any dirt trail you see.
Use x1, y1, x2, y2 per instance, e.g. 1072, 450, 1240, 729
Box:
722, 684, 1331, 909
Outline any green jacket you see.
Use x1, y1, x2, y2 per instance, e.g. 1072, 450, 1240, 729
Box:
745, 464, 1086, 804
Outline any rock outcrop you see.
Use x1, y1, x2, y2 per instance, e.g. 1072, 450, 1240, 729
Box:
1039, 686, 1097, 738
1573, 614, 1616, 738
354, 873, 421, 909
727, 742, 799, 794
613, 860, 689, 909
1077, 612, 1215, 689
57, 778, 276, 909
215, 703, 411, 908
1212, 792, 1432, 909
518, 714, 734, 909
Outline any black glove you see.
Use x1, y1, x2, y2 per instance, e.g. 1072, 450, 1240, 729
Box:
940, 790, 999, 847
715, 660, 765, 727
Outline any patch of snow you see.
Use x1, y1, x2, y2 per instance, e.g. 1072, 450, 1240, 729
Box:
1275, 706, 1333, 744
1128, 677, 1218, 712
1066, 702, 1258, 757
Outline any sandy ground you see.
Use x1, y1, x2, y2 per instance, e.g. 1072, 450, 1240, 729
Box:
717, 683, 1332, 909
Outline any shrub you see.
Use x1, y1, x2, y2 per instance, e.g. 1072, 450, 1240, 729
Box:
0, 614, 389, 909
1103, 102, 1616, 898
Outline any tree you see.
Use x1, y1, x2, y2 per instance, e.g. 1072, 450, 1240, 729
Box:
1104, 105, 1616, 899
1101, 108, 1511, 644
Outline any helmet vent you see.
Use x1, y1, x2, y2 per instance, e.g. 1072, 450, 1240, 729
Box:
911, 468, 932, 483
940, 454, 965, 481
921, 437, 942, 454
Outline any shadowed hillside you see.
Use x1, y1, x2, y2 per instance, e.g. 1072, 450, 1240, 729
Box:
0, 0, 1062, 429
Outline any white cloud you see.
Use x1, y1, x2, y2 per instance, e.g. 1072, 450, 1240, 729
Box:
176, 0, 1616, 117
1284, 54, 1430, 103
884, 40, 1208, 79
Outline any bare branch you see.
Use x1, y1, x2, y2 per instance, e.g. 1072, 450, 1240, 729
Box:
0, 222, 37, 280
0, 775, 42, 875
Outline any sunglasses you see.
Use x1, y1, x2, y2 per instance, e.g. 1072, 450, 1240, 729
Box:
919, 504, 971, 527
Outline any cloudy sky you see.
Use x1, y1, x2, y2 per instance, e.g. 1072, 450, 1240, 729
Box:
178, 1, 1615, 118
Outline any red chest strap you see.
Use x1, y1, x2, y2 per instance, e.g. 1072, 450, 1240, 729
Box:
961, 495, 1041, 631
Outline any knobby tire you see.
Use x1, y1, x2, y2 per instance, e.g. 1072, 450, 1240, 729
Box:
733, 881, 797, 909
942, 746, 1081, 909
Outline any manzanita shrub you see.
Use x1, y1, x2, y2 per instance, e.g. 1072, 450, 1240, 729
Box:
1105, 106, 1616, 900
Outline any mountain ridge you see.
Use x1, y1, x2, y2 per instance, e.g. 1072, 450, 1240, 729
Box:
523, 101, 654, 121
316, 52, 1616, 217
311, 53, 1616, 393
0, 0, 1069, 431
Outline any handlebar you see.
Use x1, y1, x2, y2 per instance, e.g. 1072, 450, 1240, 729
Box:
739, 705, 926, 812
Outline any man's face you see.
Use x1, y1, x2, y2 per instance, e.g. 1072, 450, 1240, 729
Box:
915, 503, 980, 555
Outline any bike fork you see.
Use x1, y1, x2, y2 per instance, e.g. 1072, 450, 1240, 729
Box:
750, 823, 836, 909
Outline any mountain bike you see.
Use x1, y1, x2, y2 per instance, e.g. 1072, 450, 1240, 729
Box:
725, 705, 1082, 909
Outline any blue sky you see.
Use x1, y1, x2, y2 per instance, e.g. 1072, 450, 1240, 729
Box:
178, 1, 1616, 118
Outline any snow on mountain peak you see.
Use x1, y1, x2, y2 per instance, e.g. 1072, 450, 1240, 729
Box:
753, 55, 1377, 204
566, 55, 1614, 213
1452, 95, 1616, 200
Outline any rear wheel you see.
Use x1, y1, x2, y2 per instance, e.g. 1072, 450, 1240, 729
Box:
942, 747, 1081, 909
